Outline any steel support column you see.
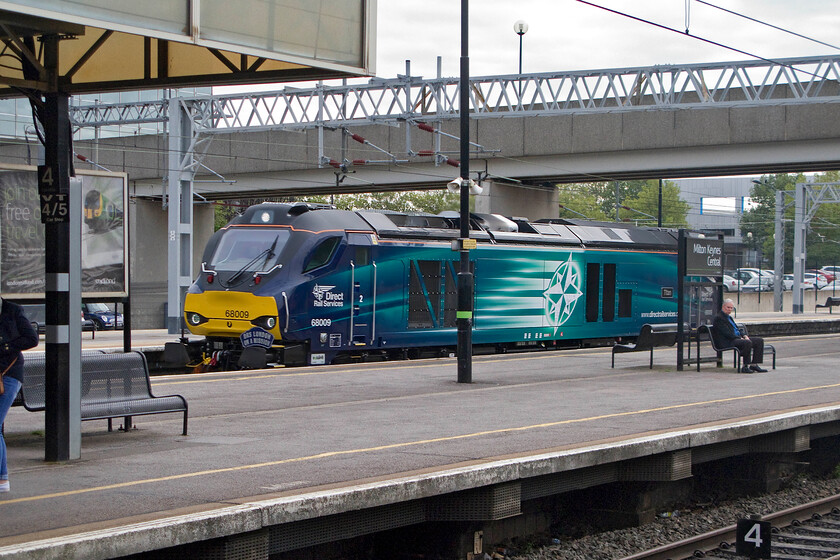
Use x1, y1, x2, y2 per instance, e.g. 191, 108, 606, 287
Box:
42, 35, 81, 461
792, 183, 807, 314
166, 98, 195, 333
773, 190, 784, 312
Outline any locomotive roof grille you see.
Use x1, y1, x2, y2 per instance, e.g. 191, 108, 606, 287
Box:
223, 203, 677, 250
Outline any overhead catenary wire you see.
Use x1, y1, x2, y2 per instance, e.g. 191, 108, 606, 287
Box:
695, 0, 840, 52
575, 0, 831, 81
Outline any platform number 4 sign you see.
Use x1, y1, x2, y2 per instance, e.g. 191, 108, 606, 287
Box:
736, 518, 771, 558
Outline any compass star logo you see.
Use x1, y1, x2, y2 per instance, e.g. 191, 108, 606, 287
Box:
543, 256, 582, 328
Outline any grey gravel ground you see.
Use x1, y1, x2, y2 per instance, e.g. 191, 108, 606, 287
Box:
508, 475, 840, 560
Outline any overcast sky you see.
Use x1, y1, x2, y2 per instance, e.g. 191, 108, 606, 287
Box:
375, 0, 840, 79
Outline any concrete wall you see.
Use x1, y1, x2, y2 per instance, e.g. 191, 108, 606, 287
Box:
474, 180, 559, 219
727, 290, 836, 313
129, 198, 214, 329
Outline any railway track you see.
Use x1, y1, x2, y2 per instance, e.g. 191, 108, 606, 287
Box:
621, 494, 840, 560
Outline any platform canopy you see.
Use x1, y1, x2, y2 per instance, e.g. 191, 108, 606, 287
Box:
0, 0, 376, 97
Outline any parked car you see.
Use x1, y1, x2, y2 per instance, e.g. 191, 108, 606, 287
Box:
729, 269, 759, 286
805, 272, 828, 289
733, 269, 774, 292
721, 274, 741, 292
819, 266, 839, 282
782, 274, 815, 290
22, 304, 96, 334
82, 302, 124, 330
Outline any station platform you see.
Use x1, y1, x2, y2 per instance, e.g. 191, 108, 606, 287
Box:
1, 314, 840, 559
31, 309, 840, 356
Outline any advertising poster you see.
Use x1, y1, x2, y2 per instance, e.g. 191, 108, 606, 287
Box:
0, 166, 128, 298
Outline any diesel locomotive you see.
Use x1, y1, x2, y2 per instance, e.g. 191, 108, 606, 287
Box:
184, 202, 679, 368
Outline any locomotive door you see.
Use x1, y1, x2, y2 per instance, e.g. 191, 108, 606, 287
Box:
349, 246, 376, 346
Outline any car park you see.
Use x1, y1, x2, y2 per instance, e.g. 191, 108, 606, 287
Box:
81, 302, 124, 330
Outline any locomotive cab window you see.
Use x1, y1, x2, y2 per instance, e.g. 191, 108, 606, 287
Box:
355, 246, 370, 266
210, 229, 289, 271
303, 237, 341, 272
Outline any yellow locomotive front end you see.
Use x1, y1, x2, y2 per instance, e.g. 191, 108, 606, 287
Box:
184, 291, 281, 339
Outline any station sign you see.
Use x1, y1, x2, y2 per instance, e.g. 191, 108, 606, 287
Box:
40, 193, 69, 224
38, 164, 70, 224
684, 235, 724, 277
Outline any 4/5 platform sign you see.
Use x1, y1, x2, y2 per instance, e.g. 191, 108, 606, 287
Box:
40, 193, 69, 224
37, 164, 69, 224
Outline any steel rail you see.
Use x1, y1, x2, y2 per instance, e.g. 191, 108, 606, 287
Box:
619, 493, 840, 560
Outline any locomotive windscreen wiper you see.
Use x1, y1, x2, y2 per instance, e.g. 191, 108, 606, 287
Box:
223, 235, 279, 287
262, 235, 279, 267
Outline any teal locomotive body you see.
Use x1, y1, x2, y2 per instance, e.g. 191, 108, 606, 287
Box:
185, 203, 678, 367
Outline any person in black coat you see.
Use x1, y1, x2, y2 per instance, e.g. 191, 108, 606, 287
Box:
0, 298, 39, 492
711, 298, 766, 373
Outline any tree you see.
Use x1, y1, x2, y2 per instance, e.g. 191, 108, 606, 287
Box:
621, 180, 689, 228
740, 173, 801, 270
556, 187, 610, 221
328, 190, 460, 214
738, 172, 840, 271
557, 179, 689, 226
805, 170, 840, 269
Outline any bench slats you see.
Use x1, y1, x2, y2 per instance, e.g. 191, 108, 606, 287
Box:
18, 351, 188, 435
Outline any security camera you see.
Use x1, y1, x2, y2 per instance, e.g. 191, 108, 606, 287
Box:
446, 178, 483, 195
447, 178, 462, 193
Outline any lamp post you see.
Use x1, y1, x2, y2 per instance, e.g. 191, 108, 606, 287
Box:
457, 0, 473, 383
514, 20, 528, 100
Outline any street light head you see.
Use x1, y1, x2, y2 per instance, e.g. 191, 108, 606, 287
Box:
514, 20, 529, 35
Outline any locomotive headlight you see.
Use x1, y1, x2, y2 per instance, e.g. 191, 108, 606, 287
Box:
187, 312, 207, 326
251, 315, 277, 330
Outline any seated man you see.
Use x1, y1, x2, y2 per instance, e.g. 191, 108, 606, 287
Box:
711, 299, 767, 373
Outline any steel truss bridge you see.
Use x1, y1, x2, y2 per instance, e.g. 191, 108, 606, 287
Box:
74, 54, 840, 130
71, 54, 840, 170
